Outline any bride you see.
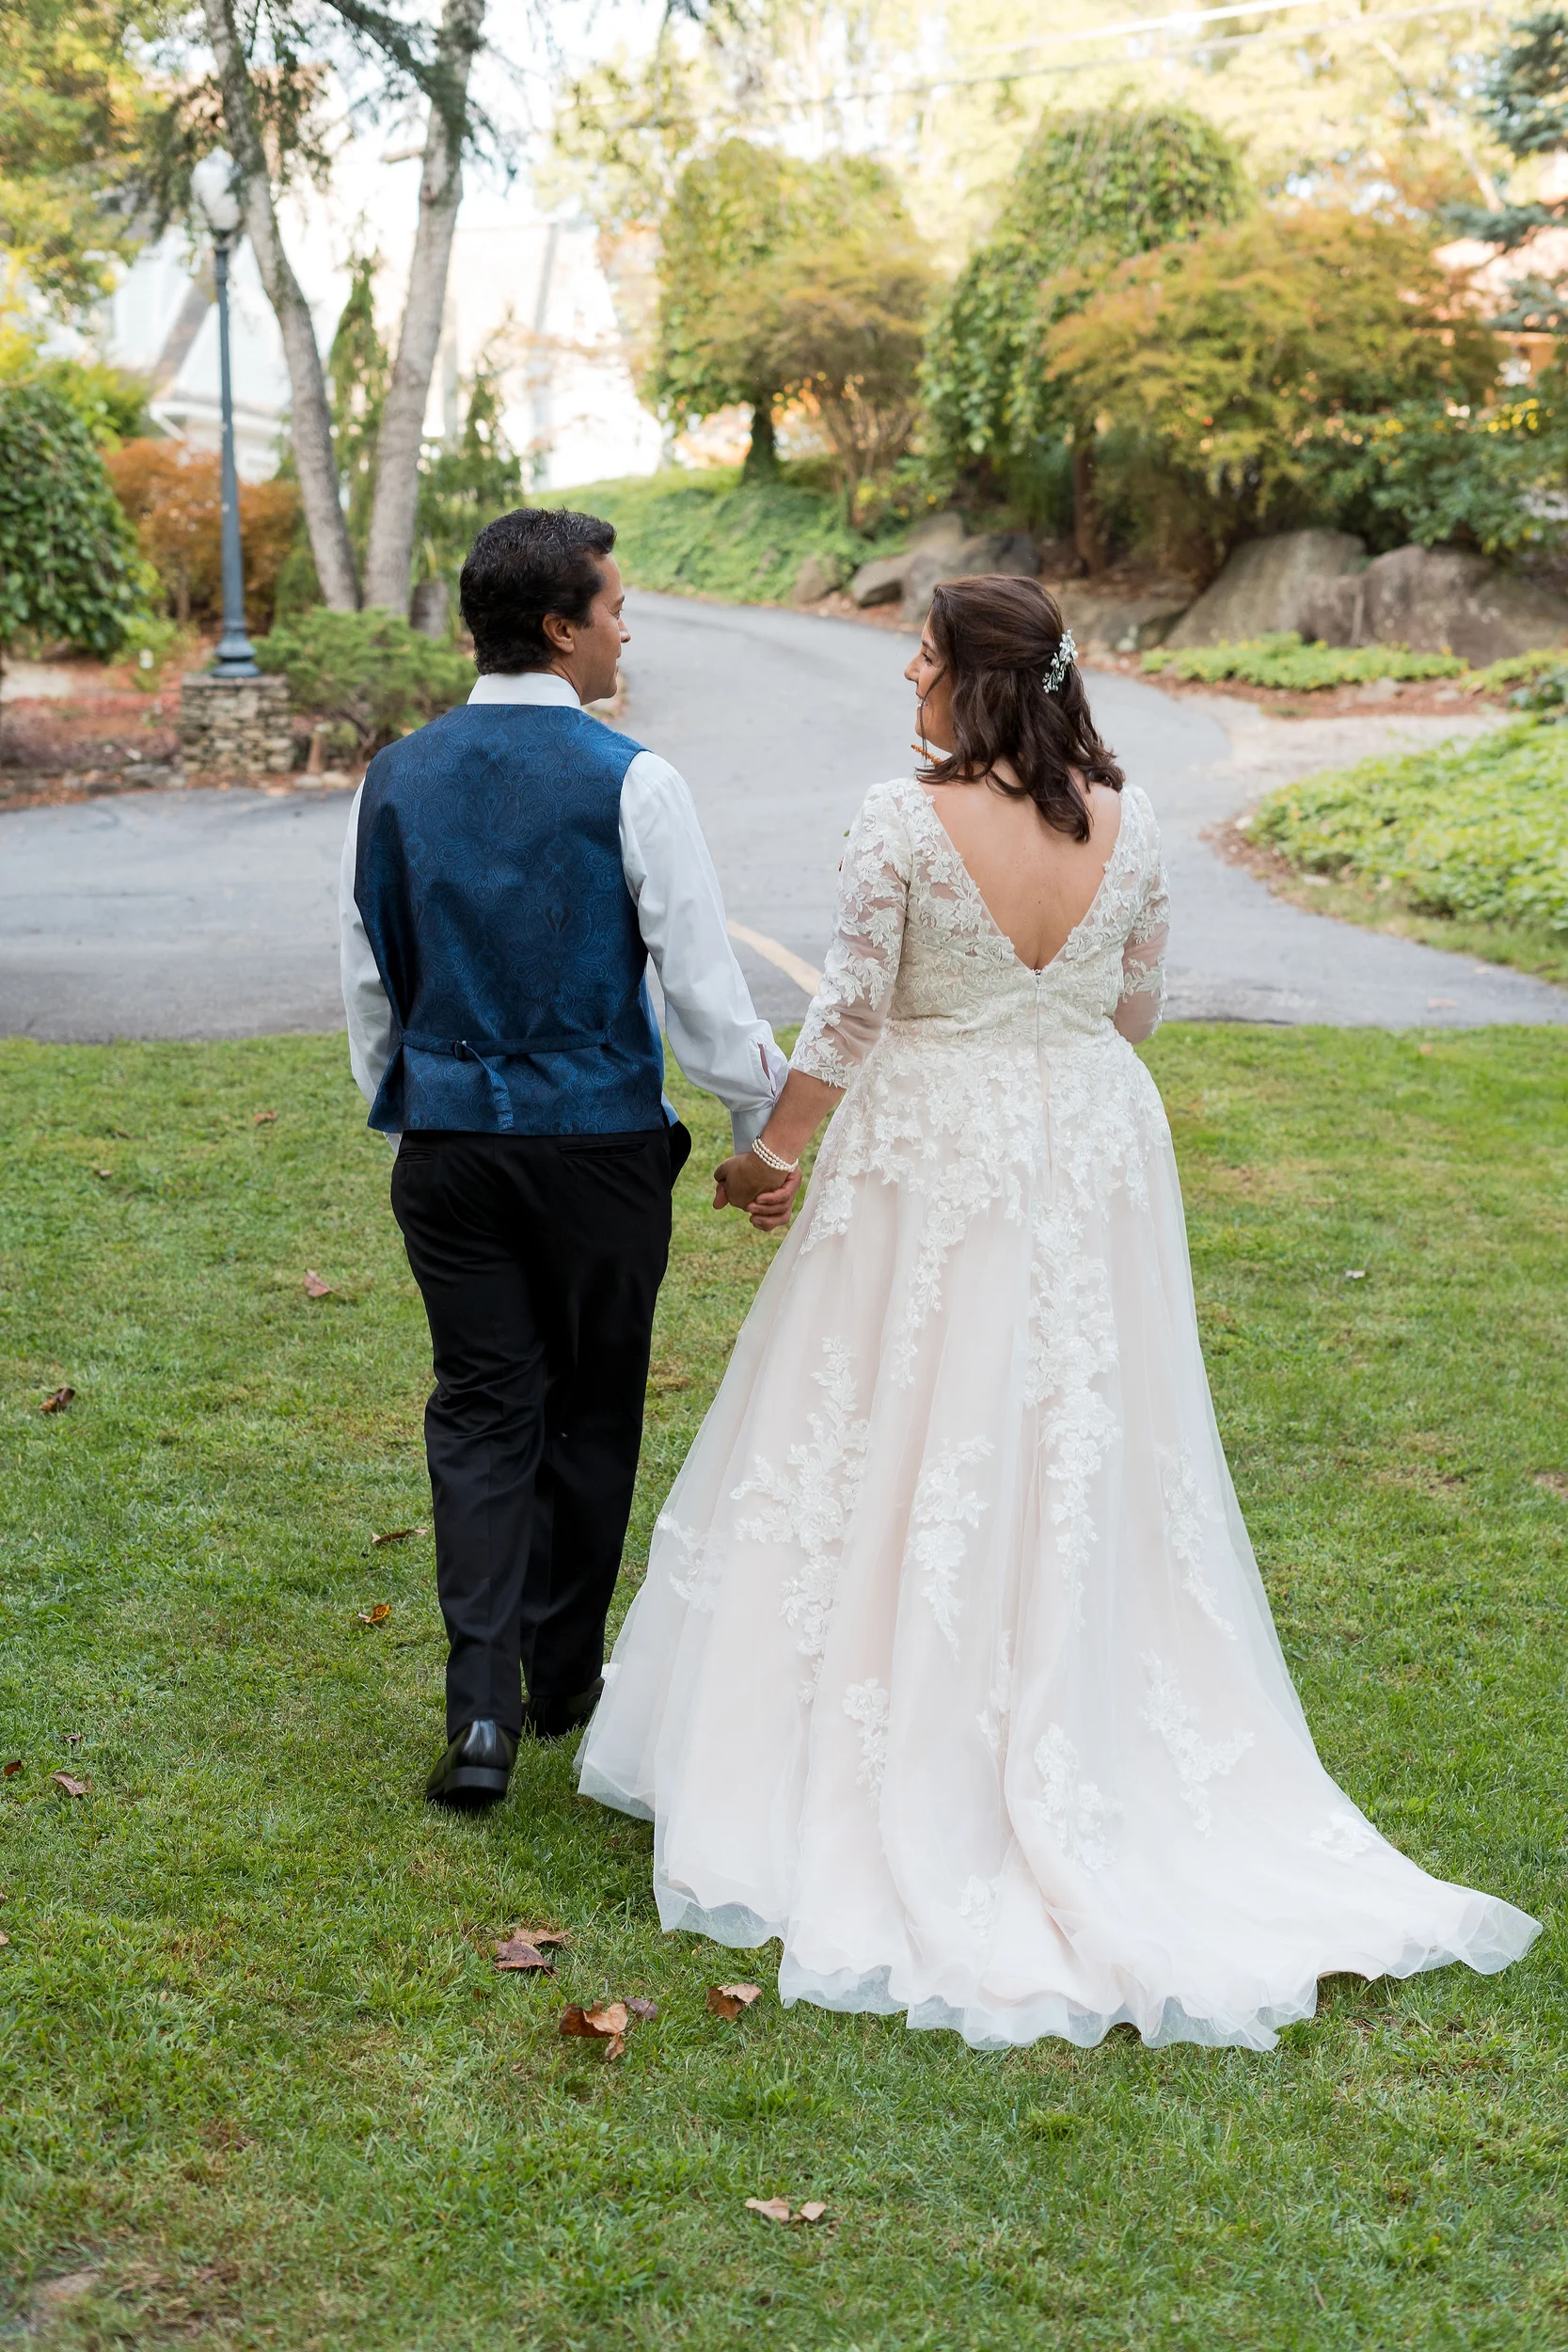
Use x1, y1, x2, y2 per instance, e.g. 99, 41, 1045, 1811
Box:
577, 575, 1538, 2051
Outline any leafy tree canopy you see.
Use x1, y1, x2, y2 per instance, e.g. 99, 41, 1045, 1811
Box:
1043, 209, 1500, 570
0, 0, 169, 314
922, 103, 1250, 488
649, 137, 917, 473
0, 377, 147, 660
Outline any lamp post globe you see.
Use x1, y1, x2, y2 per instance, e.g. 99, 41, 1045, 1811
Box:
193, 150, 258, 678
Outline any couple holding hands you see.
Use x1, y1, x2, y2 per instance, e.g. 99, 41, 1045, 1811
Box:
340, 504, 1534, 2054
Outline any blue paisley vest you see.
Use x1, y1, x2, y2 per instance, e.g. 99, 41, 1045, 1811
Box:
353, 701, 667, 1136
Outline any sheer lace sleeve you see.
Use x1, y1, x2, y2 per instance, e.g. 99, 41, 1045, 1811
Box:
1113, 804, 1169, 1045
791, 782, 913, 1087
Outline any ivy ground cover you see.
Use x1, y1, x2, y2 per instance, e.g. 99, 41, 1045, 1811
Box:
1248, 717, 1568, 986
570, 469, 895, 606
2, 1027, 1565, 2348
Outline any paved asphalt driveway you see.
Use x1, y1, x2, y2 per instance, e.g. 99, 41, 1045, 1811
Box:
2, 592, 1564, 1041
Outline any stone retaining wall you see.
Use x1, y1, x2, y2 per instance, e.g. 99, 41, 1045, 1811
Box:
178, 674, 295, 777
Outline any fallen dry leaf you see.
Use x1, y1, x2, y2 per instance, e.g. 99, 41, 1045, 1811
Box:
626, 1996, 658, 2022
3, 1760, 21, 1778
493, 1930, 565, 1974
708, 1982, 764, 2020
1535, 1471, 1568, 1498
560, 1998, 633, 2059
745, 2198, 792, 2224
303, 1270, 333, 1298
0, 1931, 9, 1947
798, 2201, 828, 2224
40, 1386, 75, 1414
356, 1602, 391, 1626
93, 1167, 112, 1179
253, 1110, 277, 1125
52, 1772, 89, 1798
372, 1524, 429, 1547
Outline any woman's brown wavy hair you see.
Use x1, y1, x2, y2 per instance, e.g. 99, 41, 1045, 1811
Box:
918, 575, 1123, 842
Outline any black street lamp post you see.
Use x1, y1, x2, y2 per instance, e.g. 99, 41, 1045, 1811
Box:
191, 151, 258, 680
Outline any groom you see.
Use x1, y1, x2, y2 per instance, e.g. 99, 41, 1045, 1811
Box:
340, 507, 786, 1809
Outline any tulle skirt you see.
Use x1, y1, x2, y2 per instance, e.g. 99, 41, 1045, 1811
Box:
578, 1025, 1539, 2049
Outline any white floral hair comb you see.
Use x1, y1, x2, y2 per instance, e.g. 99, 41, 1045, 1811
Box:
1041, 628, 1076, 694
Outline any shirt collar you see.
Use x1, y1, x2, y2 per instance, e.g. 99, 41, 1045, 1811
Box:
467, 670, 580, 708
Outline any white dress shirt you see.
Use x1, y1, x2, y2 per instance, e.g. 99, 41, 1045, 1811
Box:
338, 669, 787, 1150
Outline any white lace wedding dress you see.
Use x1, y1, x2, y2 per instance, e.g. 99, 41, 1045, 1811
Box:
578, 774, 1538, 2050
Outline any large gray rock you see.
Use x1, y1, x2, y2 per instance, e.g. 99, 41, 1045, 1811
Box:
1053, 580, 1192, 654
847, 513, 1039, 620
1165, 530, 1367, 646
1301, 544, 1568, 665
901, 529, 1040, 625
792, 551, 843, 605
847, 551, 909, 609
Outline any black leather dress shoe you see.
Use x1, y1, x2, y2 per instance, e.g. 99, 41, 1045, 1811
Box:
425, 1718, 516, 1810
520, 1677, 605, 1742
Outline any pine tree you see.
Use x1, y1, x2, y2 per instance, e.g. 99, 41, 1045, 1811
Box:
1456, 9, 1568, 332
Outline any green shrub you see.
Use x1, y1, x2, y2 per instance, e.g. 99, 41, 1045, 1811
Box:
1469, 647, 1568, 691
0, 378, 147, 660
573, 468, 895, 604
253, 609, 473, 755
1047, 212, 1501, 573
1143, 635, 1468, 690
118, 612, 195, 690
1297, 398, 1568, 560
922, 105, 1248, 504
1250, 720, 1568, 932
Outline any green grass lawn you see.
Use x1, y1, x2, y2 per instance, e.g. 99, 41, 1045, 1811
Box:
2, 1026, 1565, 2349
1245, 720, 1568, 992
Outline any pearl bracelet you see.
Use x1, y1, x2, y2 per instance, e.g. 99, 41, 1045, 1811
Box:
751, 1136, 800, 1176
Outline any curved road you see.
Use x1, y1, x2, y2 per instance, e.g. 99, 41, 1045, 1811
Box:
1, 593, 1564, 1040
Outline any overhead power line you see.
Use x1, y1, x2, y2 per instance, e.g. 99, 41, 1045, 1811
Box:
768, 0, 1510, 111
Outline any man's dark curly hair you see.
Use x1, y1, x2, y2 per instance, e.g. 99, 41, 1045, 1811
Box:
459, 507, 616, 673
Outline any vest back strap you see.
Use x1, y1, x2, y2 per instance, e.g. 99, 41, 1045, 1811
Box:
398, 1028, 624, 1135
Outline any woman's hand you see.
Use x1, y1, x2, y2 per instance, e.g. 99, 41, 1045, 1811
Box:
713, 1152, 801, 1230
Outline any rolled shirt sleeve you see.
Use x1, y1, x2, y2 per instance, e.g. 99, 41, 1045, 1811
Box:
620, 751, 787, 1152
339, 782, 397, 1112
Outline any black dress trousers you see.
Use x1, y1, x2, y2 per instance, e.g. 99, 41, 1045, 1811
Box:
390, 1123, 689, 1738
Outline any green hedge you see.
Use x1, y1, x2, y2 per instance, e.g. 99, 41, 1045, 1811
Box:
254, 608, 472, 755
1251, 719, 1568, 933
1143, 634, 1469, 690
569, 469, 892, 604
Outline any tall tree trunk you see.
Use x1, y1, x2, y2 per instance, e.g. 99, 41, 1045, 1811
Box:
742, 398, 777, 480
1072, 436, 1108, 575
201, 0, 360, 611
362, 0, 484, 612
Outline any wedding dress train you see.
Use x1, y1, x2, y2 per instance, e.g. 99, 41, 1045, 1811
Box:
578, 774, 1538, 2050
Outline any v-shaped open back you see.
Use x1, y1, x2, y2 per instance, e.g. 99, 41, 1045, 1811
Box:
913, 785, 1126, 975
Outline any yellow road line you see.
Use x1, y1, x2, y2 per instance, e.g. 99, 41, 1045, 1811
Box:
727, 922, 822, 996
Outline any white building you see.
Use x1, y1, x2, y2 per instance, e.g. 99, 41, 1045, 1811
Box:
94, 152, 664, 490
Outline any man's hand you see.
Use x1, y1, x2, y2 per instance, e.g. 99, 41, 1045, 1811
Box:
713, 1151, 801, 1231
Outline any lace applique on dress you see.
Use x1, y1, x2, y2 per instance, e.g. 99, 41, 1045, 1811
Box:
908, 1438, 994, 1655
977, 1633, 1013, 1757
844, 1678, 890, 1793
658, 1514, 719, 1613
1139, 1655, 1253, 1835
1033, 1724, 1123, 1874
791, 785, 912, 1089
958, 1873, 999, 1930
1158, 1447, 1238, 1640
1310, 1809, 1377, 1863
733, 1339, 868, 1695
